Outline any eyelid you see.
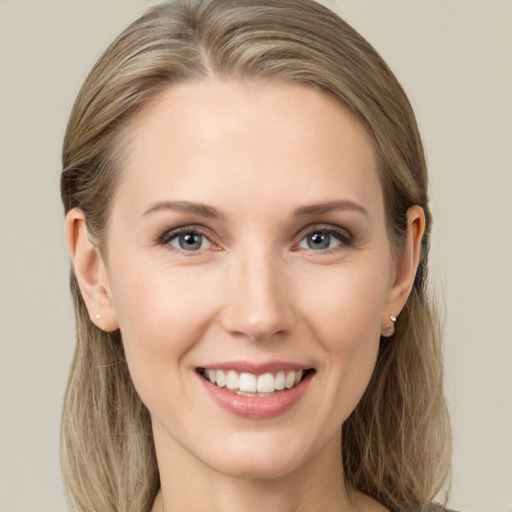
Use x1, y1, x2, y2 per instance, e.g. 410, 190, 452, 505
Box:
157, 222, 353, 253
293, 223, 354, 250
158, 224, 219, 250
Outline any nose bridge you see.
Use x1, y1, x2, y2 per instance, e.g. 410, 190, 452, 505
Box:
221, 243, 295, 341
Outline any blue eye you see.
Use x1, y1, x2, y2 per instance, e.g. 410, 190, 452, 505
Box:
298, 228, 350, 251
311, 232, 331, 249
166, 231, 212, 251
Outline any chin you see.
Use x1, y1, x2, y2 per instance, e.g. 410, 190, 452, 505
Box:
197, 429, 327, 481
206, 451, 306, 480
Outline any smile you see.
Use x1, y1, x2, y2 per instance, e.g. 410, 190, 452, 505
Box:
198, 368, 312, 397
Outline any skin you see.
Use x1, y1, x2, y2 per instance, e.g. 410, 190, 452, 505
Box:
67, 80, 425, 512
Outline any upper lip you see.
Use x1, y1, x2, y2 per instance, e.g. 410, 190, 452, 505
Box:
197, 360, 313, 375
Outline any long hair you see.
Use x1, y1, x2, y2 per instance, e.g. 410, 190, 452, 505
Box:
60, 1, 451, 511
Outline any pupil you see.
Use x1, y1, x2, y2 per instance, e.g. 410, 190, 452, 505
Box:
308, 232, 330, 250
180, 233, 202, 250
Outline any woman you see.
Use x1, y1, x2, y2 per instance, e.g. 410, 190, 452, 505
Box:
60, 0, 452, 511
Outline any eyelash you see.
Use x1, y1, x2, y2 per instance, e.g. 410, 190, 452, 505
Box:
157, 224, 353, 254
158, 225, 218, 252
294, 224, 354, 254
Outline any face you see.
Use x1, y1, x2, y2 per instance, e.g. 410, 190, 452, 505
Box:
90, 80, 408, 479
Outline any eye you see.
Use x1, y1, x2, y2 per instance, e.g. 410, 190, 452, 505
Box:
297, 227, 352, 252
161, 229, 213, 251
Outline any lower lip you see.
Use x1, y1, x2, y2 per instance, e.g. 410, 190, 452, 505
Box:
198, 371, 313, 419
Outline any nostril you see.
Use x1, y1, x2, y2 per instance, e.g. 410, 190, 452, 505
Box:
220, 271, 296, 341
221, 313, 296, 343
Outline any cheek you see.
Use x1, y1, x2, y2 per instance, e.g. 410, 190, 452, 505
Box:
108, 259, 221, 395
299, 264, 388, 411
301, 262, 388, 344
112, 257, 218, 337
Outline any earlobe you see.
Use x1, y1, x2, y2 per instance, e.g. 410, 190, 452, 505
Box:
383, 205, 426, 330
65, 208, 119, 332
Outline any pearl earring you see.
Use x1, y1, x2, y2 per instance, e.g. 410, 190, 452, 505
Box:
381, 315, 397, 338
95, 314, 101, 320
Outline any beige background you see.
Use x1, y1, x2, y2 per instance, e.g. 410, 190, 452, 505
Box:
1, 1, 511, 511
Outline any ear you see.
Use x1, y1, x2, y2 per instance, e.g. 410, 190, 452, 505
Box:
382, 205, 426, 332
65, 208, 119, 332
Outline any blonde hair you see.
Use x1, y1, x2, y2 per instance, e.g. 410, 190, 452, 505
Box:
60, 1, 451, 511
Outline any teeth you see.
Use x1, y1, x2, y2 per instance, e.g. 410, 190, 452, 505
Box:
239, 372, 257, 393
225, 370, 238, 390
285, 371, 296, 389
203, 368, 307, 395
257, 373, 275, 393
216, 369, 226, 388
275, 371, 285, 391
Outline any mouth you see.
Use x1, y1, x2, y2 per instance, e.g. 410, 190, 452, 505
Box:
197, 367, 315, 397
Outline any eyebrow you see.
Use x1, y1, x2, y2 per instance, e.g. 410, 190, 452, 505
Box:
143, 199, 368, 220
143, 200, 225, 220
293, 200, 369, 218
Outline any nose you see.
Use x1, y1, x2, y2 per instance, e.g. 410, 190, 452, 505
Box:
220, 249, 296, 342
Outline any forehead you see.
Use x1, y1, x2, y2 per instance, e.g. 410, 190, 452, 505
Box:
116, 79, 382, 218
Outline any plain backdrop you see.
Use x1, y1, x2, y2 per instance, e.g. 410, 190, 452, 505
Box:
1, 1, 511, 511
